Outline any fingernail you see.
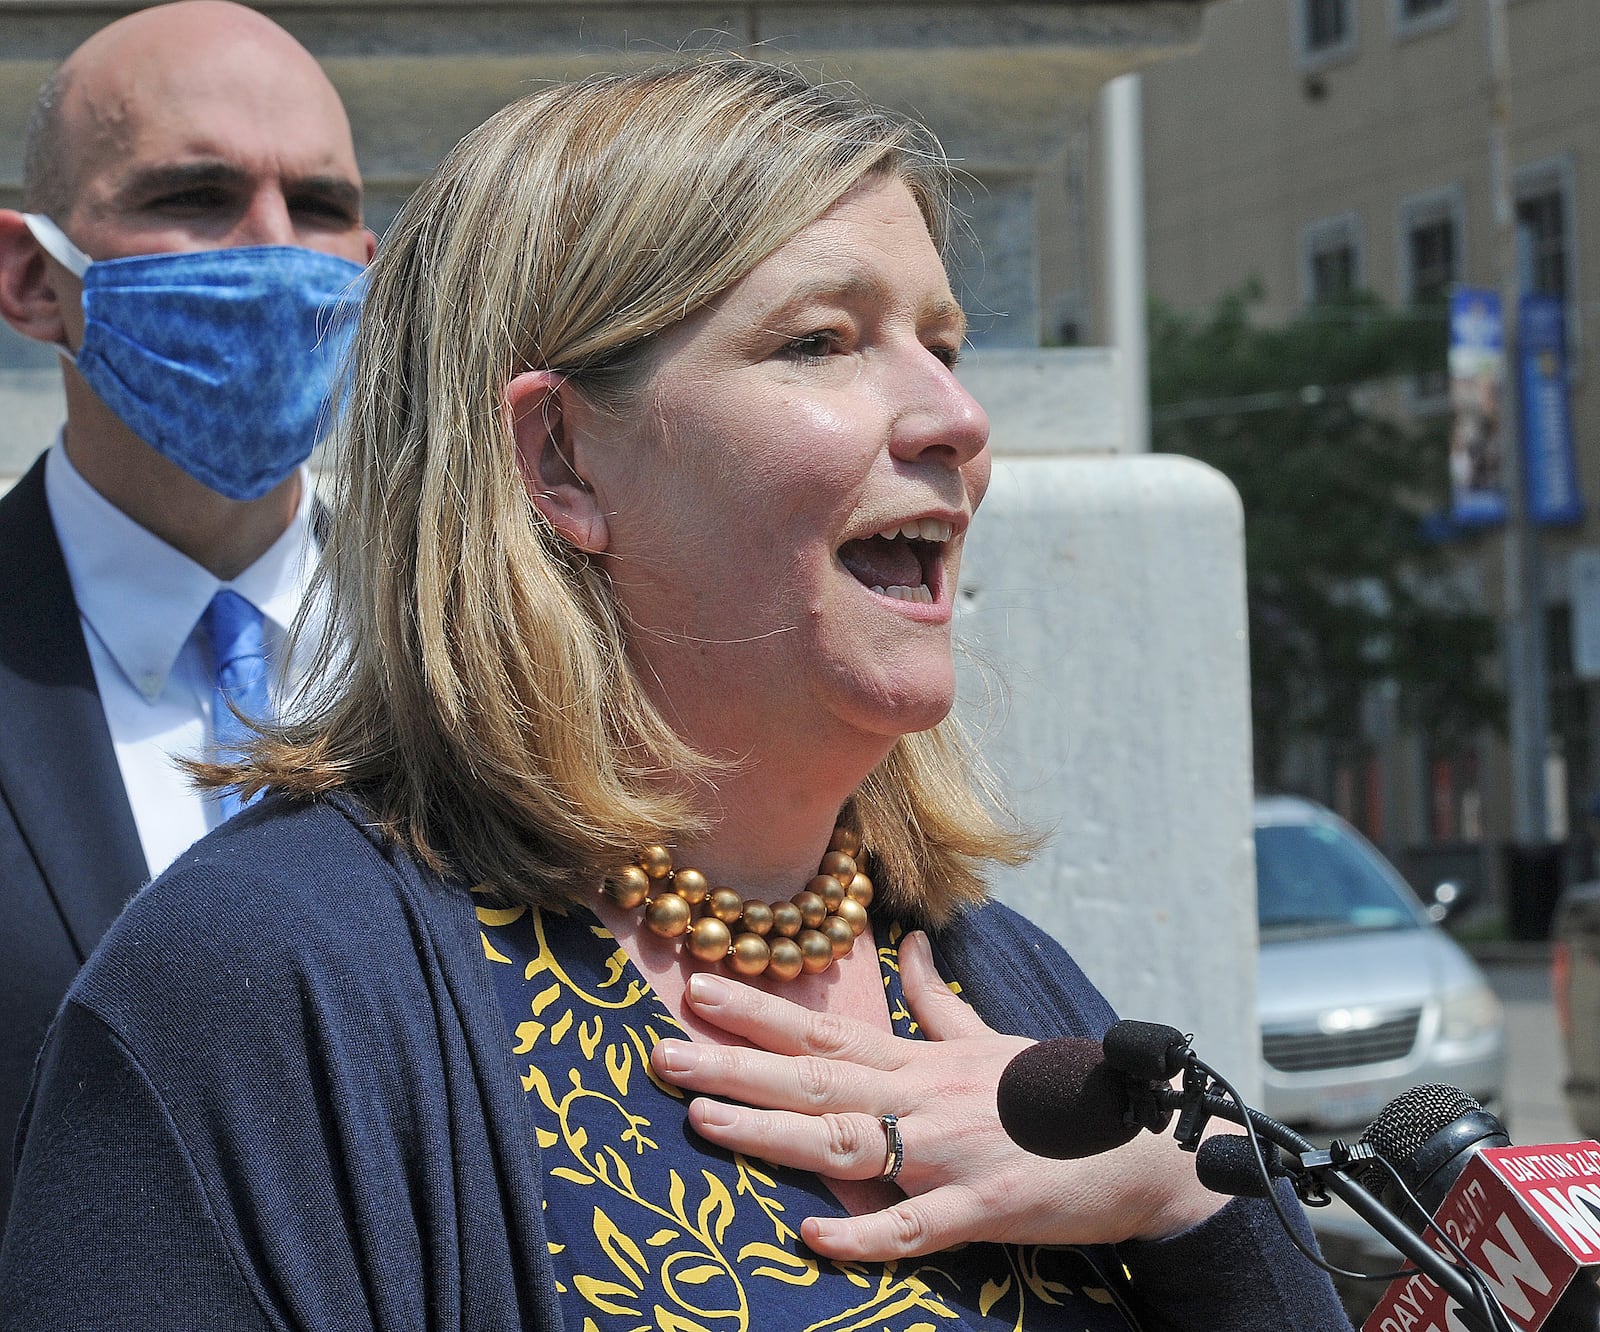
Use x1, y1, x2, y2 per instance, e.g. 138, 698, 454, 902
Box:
808, 1218, 839, 1243
655, 1040, 699, 1073
688, 972, 732, 1005
695, 1099, 737, 1127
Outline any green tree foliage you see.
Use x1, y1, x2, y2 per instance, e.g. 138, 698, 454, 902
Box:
1149, 285, 1503, 789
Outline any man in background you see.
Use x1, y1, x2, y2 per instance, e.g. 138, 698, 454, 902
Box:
0, 0, 374, 1224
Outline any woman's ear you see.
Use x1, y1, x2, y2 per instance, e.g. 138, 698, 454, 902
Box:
505, 369, 609, 554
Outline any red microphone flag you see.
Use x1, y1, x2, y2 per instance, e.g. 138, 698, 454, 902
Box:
1363, 1141, 1600, 1332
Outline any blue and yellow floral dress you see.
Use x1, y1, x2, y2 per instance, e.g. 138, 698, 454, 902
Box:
479, 899, 1141, 1332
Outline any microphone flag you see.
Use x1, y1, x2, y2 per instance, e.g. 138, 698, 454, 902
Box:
1363, 1141, 1600, 1332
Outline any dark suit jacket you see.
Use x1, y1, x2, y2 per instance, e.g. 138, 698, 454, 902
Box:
0, 451, 149, 1229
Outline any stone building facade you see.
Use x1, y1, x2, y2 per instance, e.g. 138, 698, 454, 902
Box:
1096, 0, 1600, 900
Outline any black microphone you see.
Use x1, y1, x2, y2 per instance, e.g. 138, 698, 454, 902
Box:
998, 1036, 1291, 1198
995, 1037, 1158, 1159
1359, 1083, 1511, 1218
1359, 1084, 1600, 1331
996, 1024, 1287, 1161
1195, 1133, 1292, 1199
1102, 1020, 1192, 1082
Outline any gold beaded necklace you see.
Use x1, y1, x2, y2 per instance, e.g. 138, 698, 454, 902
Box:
603, 825, 873, 982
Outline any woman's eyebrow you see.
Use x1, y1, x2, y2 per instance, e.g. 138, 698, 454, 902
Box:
762, 273, 882, 314
757, 276, 966, 330
925, 295, 968, 339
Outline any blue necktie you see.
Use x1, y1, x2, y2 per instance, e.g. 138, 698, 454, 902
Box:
202, 589, 271, 820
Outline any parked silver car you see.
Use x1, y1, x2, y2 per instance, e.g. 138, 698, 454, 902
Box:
1254, 795, 1505, 1132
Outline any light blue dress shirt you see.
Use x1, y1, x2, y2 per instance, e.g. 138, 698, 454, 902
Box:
43, 442, 323, 878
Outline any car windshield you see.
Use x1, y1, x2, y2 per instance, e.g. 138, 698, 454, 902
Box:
1255, 819, 1423, 941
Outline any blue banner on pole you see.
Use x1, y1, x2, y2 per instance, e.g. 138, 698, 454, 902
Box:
1518, 293, 1583, 527
1448, 288, 1508, 527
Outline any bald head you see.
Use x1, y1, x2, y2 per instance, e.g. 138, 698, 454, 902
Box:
20, 63, 70, 216
21, 1, 367, 264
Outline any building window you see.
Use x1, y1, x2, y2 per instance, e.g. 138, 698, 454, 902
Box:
1299, 0, 1356, 65
1393, 0, 1457, 39
1516, 159, 1574, 299
1516, 157, 1579, 359
1519, 191, 1568, 298
1410, 218, 1455, 302
1399, 187, 1464, 405
1313, 246, 1358, 301
1307, 0, 1348, 46
1303, 213, 1364, 303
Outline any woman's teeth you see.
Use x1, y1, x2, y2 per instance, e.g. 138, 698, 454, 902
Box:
873, 584, 934, 603
837, 519, 952, 602
885, 518, 954, 542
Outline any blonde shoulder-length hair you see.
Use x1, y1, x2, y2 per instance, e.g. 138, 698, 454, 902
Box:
244, 58, 1033, 926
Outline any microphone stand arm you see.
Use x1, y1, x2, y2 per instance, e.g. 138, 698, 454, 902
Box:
1147, 1080, 1510, 1332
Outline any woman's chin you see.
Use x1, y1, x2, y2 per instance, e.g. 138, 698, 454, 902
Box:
829, 670, 958, 746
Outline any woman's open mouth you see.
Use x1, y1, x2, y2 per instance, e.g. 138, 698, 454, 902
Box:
836, 518, 954, 605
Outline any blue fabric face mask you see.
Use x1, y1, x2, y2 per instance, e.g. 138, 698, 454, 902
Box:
24, 213, 364, 501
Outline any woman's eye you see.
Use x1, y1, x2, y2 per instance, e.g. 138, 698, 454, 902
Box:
782, 331, 840, 361
929, 343, 963, 369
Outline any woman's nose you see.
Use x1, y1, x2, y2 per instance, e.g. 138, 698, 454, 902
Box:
888, 351, 990, 470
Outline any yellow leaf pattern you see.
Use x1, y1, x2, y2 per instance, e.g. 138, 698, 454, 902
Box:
572, 1275, 640, 1316
979, 1276, 1011, 1316
605, 1042, 633, 1097
594, 1208, 648, 1288
475, 904, 527, 928
480, 903, 1135, 1331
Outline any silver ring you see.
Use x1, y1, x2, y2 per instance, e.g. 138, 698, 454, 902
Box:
878, 1113, 904, 1183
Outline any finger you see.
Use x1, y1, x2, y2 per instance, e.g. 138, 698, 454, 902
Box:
651, 1035, 890, 1114
686, 1098, 900, 1182
897, 931, 991, 1042
680, 971, 901, 1065
799, 1187, 984, 1262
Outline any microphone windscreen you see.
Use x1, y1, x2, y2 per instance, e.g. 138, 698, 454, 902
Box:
1358, 1083, 1510, 1211
997, 1038, 1141, 1160
1102, 1020, 1191, 1082
1195, 1134, 1281, 1199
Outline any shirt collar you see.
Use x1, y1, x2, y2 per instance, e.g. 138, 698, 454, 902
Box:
45, 441, 320, 702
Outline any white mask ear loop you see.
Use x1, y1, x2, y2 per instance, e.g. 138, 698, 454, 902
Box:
21, 213, 91, 365
22, 213, 92, 278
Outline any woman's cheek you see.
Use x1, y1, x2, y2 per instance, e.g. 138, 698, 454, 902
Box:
963, 447, 993, 512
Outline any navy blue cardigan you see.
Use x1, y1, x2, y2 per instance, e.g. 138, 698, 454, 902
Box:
0, 795, 1349, 1330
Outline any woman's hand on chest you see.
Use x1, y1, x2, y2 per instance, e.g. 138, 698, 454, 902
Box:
647, 929, 1227, 1261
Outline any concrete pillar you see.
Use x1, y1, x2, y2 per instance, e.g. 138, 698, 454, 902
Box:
958, 350, 1259, 1090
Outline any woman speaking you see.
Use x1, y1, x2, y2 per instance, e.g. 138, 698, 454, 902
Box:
0, 60, 1348, 1330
